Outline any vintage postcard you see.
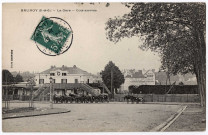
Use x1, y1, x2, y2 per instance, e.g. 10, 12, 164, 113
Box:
2, 2, 206, 132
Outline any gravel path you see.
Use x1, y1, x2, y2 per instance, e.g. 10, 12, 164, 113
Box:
2, 102, 182, 132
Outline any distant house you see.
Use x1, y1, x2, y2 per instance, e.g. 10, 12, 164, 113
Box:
34, 65, 97, 85
121, 69, 156, 91
155, 72, 197, 85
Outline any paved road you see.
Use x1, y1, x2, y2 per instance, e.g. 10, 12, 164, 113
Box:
2, 102, 182, 132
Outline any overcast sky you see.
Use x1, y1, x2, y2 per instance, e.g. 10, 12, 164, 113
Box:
2, 3, 161, 74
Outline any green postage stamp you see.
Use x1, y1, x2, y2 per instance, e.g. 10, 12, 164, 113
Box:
31, 16, 73, 56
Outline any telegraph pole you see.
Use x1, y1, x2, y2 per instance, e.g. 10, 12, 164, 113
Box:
5, 75, 8, 109
111, 68, 114, 99
29, 79, 34, 108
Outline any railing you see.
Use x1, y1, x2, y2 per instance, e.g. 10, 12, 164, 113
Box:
9, 83, 104, 101
2, 95, 31, 101
34, 83, 96, 101
100, 82, 111, 94
81, 83, 97, 96
52, 83, 81, 89
33, 84, 50, 99
37, 92, 50, 102
34, 86, 50, 101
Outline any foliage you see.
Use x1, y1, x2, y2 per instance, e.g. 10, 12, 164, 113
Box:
11, 71, 35, 82
105, 3, 206, 106
2, 70, 14, 84
128, 85, 137, 93
106, 3, 204, 74
15, 74, 24, 82
2, 70, 24, 84
101, 61, 125, 93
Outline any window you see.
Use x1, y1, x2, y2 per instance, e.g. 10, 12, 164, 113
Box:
62, 73, 67, 76
39, 79, 44, 84
50, 73, 55, 76
61, 79, 67, 84
147, 75, 153, 77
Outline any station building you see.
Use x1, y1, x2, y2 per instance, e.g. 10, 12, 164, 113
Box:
33, 65, 105, 97
34, 65, 97, 85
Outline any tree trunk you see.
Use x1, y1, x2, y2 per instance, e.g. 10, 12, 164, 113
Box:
196, 67, 206, 107
194, 29, 206, 107
195, 67, 203, 106
199, 31, 206, 107
115, 88, 118, 94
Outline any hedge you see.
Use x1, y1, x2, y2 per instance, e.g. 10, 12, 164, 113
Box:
131, 85, 198, 94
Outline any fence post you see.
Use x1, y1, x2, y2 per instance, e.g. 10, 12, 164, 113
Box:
165, 94, 166, 102
152, 94, 153, 102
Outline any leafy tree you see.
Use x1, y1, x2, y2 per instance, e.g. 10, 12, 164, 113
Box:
15, 74, 24, 82
101, 61, 125, 95
128, 85, 138, 93
2, 70, 14, 84
105, 3, 206, 106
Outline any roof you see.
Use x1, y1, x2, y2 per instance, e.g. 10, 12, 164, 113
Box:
40, 65, 91, 75
132, 70, 146, 78
126, 70, 145, 78
2, 83, 39, 89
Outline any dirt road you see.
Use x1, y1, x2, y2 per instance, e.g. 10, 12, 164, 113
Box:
2, 102, 182, 132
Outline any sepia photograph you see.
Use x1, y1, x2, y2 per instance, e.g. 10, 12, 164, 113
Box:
1, 2, 206, 132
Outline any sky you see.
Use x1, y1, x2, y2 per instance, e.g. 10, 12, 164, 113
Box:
2, 3, 161, 74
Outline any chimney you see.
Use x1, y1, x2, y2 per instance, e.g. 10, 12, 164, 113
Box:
73, 65, 76, 68
62, 65, 65, 70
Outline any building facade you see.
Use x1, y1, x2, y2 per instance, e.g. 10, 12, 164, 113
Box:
34, 65, 97, 86
121, 69, 156, 91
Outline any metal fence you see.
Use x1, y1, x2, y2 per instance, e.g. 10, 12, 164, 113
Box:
2, 94, 31, 101
2, 94, 35, 109
2, 93, 200, 105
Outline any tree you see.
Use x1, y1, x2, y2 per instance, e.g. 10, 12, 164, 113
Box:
101, 61, 125, 95
105, 3, 206, 106
15, 74, 24, 83
2, 70, 14, 84
128, 85, 138, 93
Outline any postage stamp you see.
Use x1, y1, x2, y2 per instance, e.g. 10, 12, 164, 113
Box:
31, 16, 73, 56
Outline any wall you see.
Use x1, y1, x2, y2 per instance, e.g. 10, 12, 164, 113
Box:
120, 70, 156, 91
121, 75, 155, 91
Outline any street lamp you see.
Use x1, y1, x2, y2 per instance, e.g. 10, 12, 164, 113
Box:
29, 79, 34, 108
49, 77, 53, 109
